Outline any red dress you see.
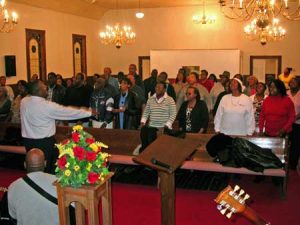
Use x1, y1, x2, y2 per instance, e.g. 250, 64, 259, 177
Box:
199, 79, 214, 93
259, 95, 295, 136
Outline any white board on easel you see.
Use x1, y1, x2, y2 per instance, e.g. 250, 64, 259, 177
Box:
150, 49, 241, 78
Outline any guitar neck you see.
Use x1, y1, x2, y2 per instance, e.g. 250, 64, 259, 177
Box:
242, 205, 270, 225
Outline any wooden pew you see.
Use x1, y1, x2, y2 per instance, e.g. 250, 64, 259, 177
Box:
0, 123, 141, 165
0, 122, 288, 197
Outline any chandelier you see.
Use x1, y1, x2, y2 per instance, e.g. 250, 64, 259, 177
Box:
99, 0, 136, 48
219, 0, 300, 21
99, 23, 136, 49
244, 18, 286, 45
218, 0, 297, 44
0, 0, 18, 33
193, 0, 216, 24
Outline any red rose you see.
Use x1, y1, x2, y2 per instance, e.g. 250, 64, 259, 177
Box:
73, 146, 85, 161
85, 137, 95, 144
88, 172, 99, 184
86, 151, 97, 162
72, 132, 80, 143
61, 139, 70, 145
57, 156, 67, 169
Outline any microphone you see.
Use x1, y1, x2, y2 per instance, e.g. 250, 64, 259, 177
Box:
151, 158, 172, 171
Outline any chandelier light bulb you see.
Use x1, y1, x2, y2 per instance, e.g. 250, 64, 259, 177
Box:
192, 15, 201, 24
12, 11, 18, 22
273, 18, 279, 24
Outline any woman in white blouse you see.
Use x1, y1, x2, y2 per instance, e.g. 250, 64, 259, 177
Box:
214, 78, 255, 136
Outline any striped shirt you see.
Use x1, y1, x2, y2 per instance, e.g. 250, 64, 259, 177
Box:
141, 92, 177, 129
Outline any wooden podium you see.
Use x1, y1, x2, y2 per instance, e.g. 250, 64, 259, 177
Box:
133, 135, 201, 225
54, 172, 114, 225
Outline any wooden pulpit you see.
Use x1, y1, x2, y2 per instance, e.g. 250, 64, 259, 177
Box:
54, 172, 114, 225
133, 135, 201, 225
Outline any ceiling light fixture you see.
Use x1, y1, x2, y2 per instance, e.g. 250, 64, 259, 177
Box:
219, 0, 298, 44
0, 0, 18, 33
244, 18, 286, 45
135, 0, 144, 19
99, 24, 136, 49
192, 0, 216, 24
99, 0, 136, 48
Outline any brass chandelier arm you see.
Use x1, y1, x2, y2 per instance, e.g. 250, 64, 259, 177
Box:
282, 6, 300, 20
220, 0, 300, 21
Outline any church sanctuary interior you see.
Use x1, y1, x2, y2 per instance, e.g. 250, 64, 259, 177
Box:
1, 0, 300, 225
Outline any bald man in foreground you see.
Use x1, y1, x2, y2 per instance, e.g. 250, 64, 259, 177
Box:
7, 149, 70, 225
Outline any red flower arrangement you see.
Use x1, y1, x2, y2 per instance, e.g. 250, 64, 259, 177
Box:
55, 125, 110, 188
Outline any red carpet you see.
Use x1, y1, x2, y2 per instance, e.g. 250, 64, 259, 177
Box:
1, 168, 299, 225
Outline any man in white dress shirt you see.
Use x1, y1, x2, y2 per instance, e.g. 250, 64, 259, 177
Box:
21, 80, 93, 173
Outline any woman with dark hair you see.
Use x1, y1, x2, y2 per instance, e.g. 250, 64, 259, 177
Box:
233, 73, 246, 91
288, 78, 300, 169
259, 79, 295, 137
56, 74, 67, 88
177, 86, 209, 133
250, 82, 267, 133
117, 71, 125, 83
214, 78, 255, 135
172, 68, 187, 98
11, 80, 29, 123
176, 72, 211, 111
208, 74, 217, 82
113, 77, 139, 130
66, 78, 73, 88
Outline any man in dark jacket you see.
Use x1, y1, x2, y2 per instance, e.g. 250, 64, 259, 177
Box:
143, 69, 158, 100
64, 73, 92, 126
152, 72, 176, 102
47, 72, 65, 105
90, 78, 114, 129
128, 64, 144, 89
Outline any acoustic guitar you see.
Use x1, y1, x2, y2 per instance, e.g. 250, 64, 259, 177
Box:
215, 185, 270, 225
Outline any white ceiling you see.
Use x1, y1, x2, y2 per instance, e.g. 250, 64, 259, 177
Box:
10, 0, 213, 20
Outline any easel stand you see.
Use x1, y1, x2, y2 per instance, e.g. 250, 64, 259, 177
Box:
54, 172, 114, 225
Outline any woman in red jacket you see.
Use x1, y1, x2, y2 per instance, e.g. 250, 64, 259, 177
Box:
259, 79, 296, 137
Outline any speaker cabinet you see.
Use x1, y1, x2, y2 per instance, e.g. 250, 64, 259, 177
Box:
5, 55, 16, 77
